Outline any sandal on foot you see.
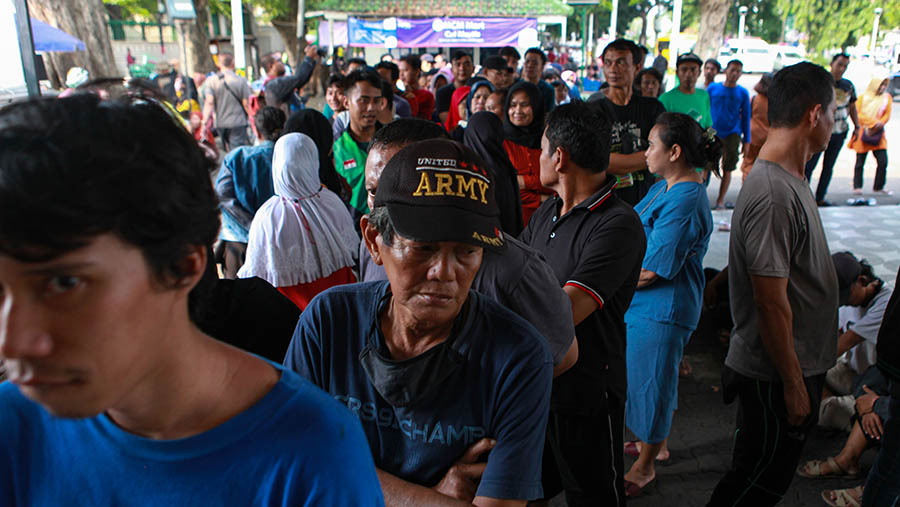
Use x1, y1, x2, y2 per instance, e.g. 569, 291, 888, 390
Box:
624, 478, 655, 498
797, 456, 861, 479
821, 485, 863, 507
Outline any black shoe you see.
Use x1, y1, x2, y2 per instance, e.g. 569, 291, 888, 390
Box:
817, 200, 833, 207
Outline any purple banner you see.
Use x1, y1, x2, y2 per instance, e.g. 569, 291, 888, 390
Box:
396, 17, 538, 48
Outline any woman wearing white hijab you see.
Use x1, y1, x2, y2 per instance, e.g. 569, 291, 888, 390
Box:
238, 133, 358, 309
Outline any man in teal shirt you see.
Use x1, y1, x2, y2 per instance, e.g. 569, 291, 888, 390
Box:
659, 53, 712, 129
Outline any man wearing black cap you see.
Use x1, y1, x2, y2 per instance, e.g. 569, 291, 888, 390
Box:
284, 138, 553, 506
482, 55, 513, 89
659, 53, 713, 130
523, 102, 645, 506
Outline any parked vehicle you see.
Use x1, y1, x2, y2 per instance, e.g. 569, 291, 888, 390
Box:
717, 38, 774, 73
773, 46, 806, 70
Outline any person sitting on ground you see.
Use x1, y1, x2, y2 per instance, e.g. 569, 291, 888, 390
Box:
358, 119, 577, 376
238, 133, 358, 310
286, 138, 555, 506
214, 106, 286, 278
623, 112, 721, 497
799, 365, 891, 489
0, 94, 383, 506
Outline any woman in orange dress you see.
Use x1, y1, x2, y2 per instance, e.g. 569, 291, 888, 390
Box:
502, 81, 553, 225
848, 76, 892, 194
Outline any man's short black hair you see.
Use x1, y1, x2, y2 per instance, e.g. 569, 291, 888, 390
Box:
326, 74, 345, 89
371, 118, 450, 150
401, 54, 422, 72
343, 68, 383, 95
254, 106, 286, 141
601, 39, 642, 67
0, 94, 219, 318
542, 70, 560, 81
451, 50, 472, 63
379, 80, 394, 108
345, 57, 367, 70
544, 102, 611, 173
704, 58, 722, 72
499, 46, 521, 60
768, 62, 835, 128
831, 53, 850, 64
525, 47, 547, 65
726, 59, 743, 69
374, 61, 400, 82
637, 68, 663, 86
551, 80, 567, 90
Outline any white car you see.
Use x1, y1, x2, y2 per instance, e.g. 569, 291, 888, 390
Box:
773, 48, 806, 71
718, 39, 774, 73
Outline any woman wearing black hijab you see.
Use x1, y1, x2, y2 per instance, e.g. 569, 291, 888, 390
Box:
464, 111, 524, 235
502, 80, 553, 225
283, 109, 349, 201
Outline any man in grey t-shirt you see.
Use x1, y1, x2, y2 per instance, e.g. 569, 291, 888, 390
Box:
709, 63, 839, 507
202, 52, 252, 152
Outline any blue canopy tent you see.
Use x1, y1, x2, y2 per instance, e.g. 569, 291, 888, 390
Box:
29, 17, 86, 52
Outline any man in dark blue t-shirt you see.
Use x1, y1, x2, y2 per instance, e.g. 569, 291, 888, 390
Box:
285, 138, 553, 506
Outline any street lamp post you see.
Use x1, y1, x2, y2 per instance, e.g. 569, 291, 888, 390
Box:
870, 7, 883, 53
738, 6, 748, 41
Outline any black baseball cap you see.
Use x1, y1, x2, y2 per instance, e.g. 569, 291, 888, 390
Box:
676, 53, 703, 67
832, 252, 862, 306
374, 139, 505, 251
482, 55, 511, 73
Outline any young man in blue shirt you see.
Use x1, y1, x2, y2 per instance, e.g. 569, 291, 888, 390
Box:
708, 59, 751, 209
0, 95, 383, 506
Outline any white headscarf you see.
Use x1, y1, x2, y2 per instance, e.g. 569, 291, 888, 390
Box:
238, 133, 358, 286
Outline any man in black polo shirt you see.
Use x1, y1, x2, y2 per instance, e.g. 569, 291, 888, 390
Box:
522, 102, 646, 506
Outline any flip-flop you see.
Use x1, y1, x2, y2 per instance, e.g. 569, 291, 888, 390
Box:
623, 441, 670, 462
821, 485, 863, 507
624, 478, 655, 498
797, 457, 861, 479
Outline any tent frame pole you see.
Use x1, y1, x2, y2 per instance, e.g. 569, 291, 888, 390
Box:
14, 0, 40, 98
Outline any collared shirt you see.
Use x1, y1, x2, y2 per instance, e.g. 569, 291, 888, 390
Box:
520, 176, 646, 409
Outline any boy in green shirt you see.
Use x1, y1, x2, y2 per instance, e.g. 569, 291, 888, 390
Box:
659, 53, 712, 129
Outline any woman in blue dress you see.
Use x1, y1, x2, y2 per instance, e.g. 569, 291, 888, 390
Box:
623, 112, 723, 496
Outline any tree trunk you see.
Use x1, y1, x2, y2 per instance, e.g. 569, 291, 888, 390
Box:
272, 16, 301, 69
28, 0, 119, 88
183, 0, 217, 75
639, 11, 648, 46
695, 0, 729, 60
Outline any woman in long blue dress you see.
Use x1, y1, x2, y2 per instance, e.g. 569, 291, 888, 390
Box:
623, 112, 723, 496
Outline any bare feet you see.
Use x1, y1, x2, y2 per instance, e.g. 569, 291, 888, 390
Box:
626, 440, 670, 461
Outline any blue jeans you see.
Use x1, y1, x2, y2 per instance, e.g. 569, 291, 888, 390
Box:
862, 393, 900, 506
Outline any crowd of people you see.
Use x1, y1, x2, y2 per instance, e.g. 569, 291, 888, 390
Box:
1, 36, 899, 507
